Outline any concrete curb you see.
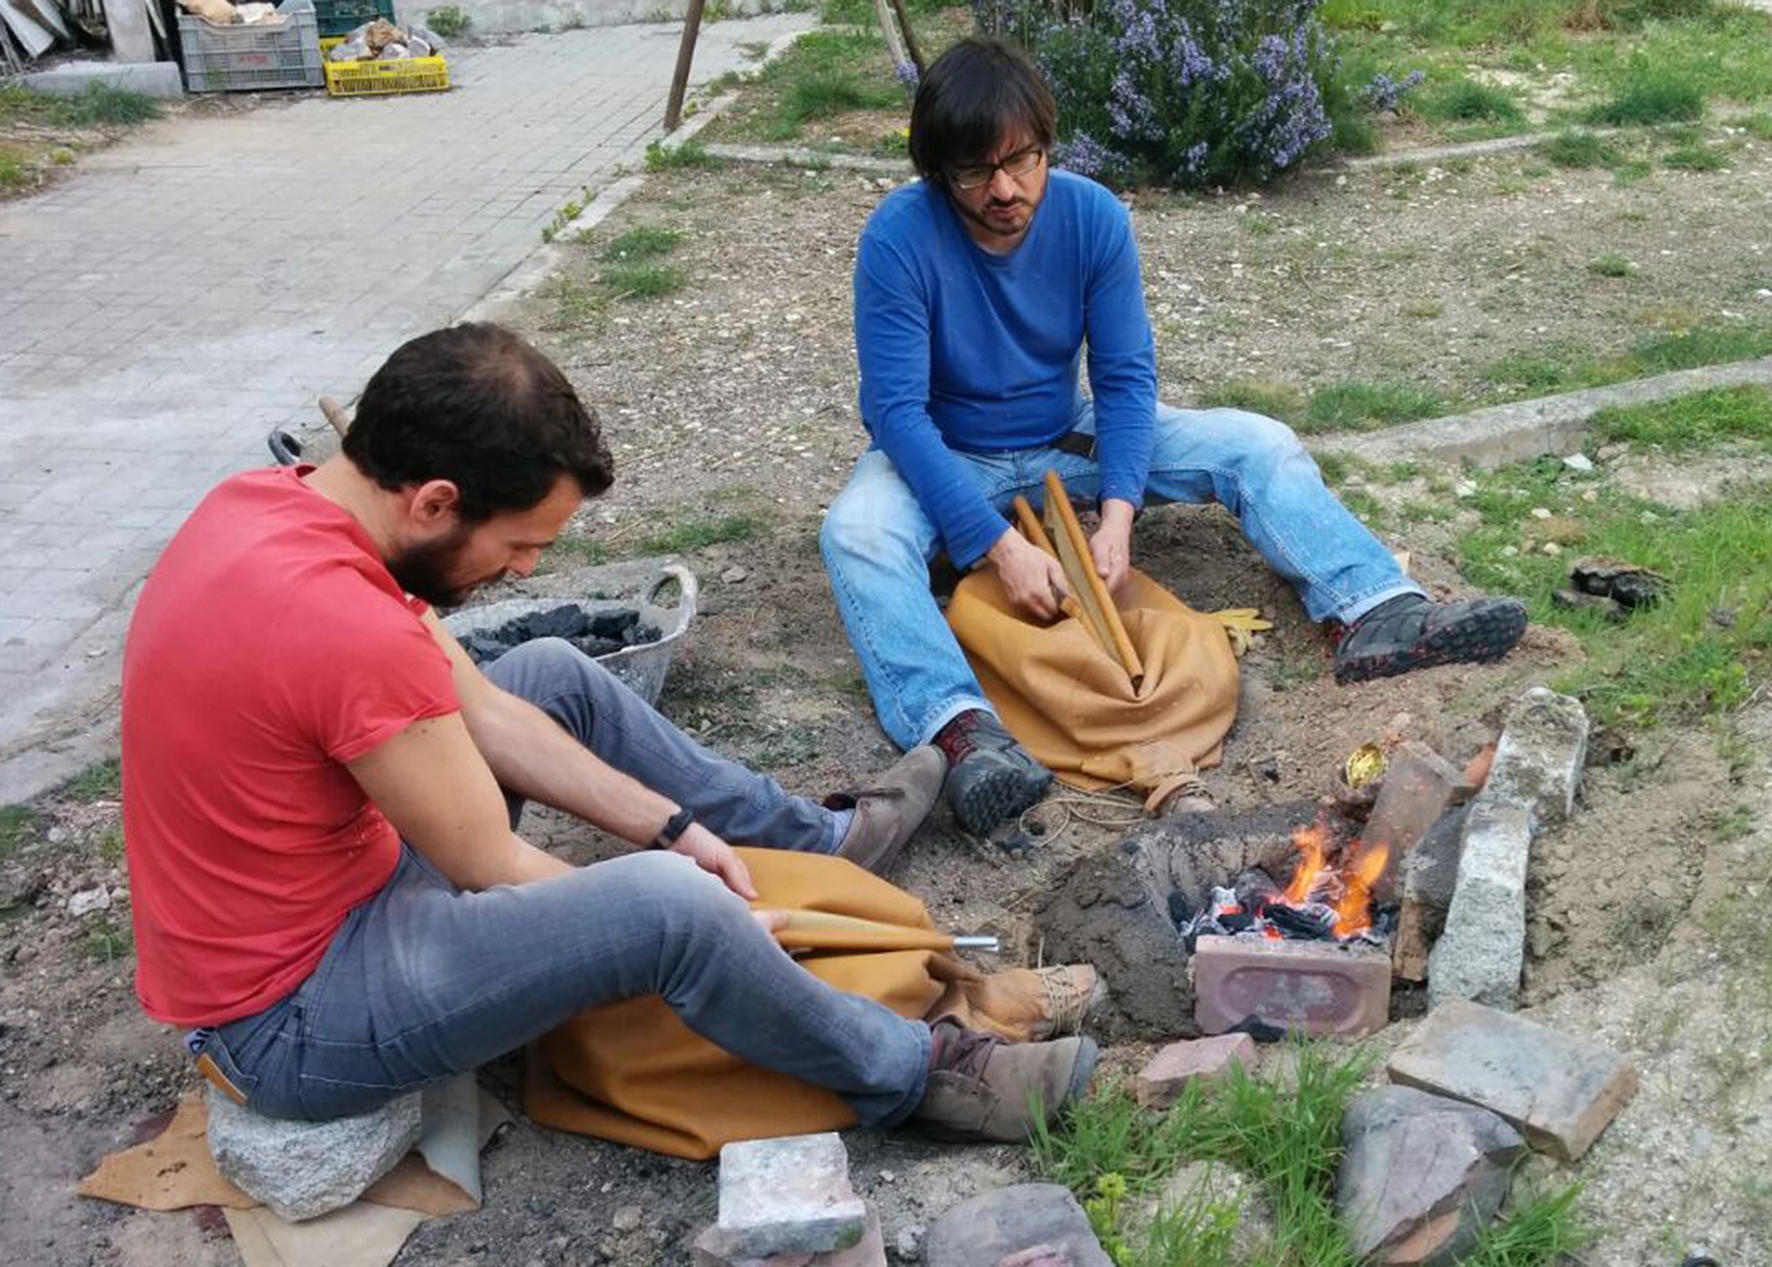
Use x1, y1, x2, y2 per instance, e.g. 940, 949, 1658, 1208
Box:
1310, 356, 1772, 469
702, 141, 910, 173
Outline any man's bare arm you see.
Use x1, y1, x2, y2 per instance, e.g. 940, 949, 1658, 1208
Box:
345, 711, 572, 890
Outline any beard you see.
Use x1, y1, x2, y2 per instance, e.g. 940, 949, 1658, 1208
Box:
952, 189, 1037, 240
386, 524, 487, 609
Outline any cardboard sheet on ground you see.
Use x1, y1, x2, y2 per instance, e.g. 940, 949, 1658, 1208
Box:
78, 1074, 508, 1267
947, 563, 1241, 804
527, 848, 1072, 1159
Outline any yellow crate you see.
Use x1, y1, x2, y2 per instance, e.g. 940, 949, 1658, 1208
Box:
318, 37, 449, 97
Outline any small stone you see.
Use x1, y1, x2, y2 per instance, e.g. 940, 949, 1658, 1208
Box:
1387, 999, 1637, 1161
1595, 442, 1629, 462
1529, 507, 1552, 520
1541, 542, 1562, 556
1561, 453, 1594, 473
721, 566, 749, 584
1338, 1085, 1525, 1263
67, 888, 111, 917
924, 1185, 1110, 1267
1453, 481, 1477, 498
896, 1223, 926, 1261
717, 1133, 866, 1258
612, 1204, 643, 1232
1757, 288, 1772, 298
206, 1086, 421, 1221
46, 827, 66, 845
1500, 546, 1518, 557
1134, 1034, 1256, 1108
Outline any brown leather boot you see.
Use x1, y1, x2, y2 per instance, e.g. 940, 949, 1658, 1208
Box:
828, 745, 947, 875
910, 1020, 1099, 1143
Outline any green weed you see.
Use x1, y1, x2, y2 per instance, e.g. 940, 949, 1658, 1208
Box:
1589, 385, 1772, 452
1419, 78, 1527, 126
644, 140, 725, 171
1584, 61, 1706, 126
1537, 130, 1620, 168
1662, 143, 1728, 171
1463, 1182, 1587, 1267
426, 4, 471, 37
1302, 380, 1447, 433
1737, 113, 1772, 141
1479, 325, 1772, 400
639, 513, 763, 555
0, 143, 30, 192
65, 757, 121, 803
83, 916, 133, 963
777, 69, 900, 131
602, 225, 682, 261
602, 262, 686, 299
0, 805, 34, 859
95, 826, 126, 864
544, 275, 608, 334
48, 83, 158, 127
1197, 379, 1307, 426
1588, 253, 1633, 277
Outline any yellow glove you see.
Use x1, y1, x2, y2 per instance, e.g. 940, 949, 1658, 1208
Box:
1210, 608, 1273, 657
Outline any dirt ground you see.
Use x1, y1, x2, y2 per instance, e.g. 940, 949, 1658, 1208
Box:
2, 116, 1771, 1265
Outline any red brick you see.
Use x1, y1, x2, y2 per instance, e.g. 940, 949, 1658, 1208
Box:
1134, 1034, 1257, 1108
1192, 936, 1390, 1037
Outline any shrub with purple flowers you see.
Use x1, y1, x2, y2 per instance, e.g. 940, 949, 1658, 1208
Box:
975, 0, 1398, 189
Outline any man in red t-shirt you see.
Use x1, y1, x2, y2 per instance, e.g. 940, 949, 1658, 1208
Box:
121, 323, 1096, 1141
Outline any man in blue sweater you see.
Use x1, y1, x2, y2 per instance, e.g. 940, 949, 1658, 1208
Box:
821, 38, 1528, 836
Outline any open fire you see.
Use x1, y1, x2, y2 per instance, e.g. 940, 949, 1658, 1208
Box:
1180, 816, 1395, 948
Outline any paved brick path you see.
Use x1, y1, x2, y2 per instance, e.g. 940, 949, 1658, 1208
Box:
0, 15, 812, 800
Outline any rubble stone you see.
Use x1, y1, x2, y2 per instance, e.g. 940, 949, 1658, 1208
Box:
1134, 1034, 1256, 1108
205, 1085, 421, 1222
1337, 1085, 1525, 1264
1392, 805, 1465, 982
1479, 688, 1589, 829
716, 1133, 867, 1259
1387, 999, 1638, 1161
1426, 799, 1532, 1009
924, 1184, 1112, 1267
695, 1203, 884, 1267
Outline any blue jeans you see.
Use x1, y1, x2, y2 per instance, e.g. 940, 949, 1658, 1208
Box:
820, 401, 1422, 750
194, 640, 931, 1125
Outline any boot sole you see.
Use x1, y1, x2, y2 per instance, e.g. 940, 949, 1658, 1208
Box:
1335, 602, 1527, 685
951, 764, 1052, 836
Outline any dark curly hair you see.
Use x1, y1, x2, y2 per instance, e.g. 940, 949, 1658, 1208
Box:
908, 37, 1057, 187
344, 323, 614, 522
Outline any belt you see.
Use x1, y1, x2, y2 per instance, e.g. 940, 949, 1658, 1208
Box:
1051, 430, 1097, 460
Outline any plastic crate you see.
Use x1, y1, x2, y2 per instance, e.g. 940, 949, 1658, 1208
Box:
320, 36, 449, 97
179, 0, 323, 93
313, 0, 396, 39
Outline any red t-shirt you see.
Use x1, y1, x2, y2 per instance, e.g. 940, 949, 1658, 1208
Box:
122, 467, 459, 1026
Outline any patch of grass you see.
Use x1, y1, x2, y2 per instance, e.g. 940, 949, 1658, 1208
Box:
1631, 324, 1772, 375
644, 140, 725, 171
65, 757, 121, 803
0, 805, 35, 859
602, 262, 686, 299
0, 142, 34, 191
48, 83, 159, 127
1588, 253, 1633, 277
731, 30, 904, 141
1537, 129, 1620, 168
426, 4, 471, 37
602, 224, 682, 261
1302, 380, 1447, 433
1584, 61, 1705, 126
1197, 379, 1307, 426
1418, 78, 1527, 126
1737, 113, 1772, 141
1662, 142, 1728, 170
543, 275, 609, 334
1455, 455, 1772, 727
779, 69, 899, 130
95, 826, 126, 865
1589, 385, 1772, 452
638, 513, 763, 555
1464, 1182, 1587, 1267
1478, 324, 1772, 401
83, 916, 133, 963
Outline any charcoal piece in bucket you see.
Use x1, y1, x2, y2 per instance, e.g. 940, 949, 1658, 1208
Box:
589, 609, 640, 641
515, 604, 588, 641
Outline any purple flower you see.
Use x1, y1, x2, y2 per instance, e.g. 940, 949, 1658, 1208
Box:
895, 61, 920, 91
1360, 69, 1426, 113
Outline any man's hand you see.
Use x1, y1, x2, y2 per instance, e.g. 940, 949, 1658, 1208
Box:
668, 823, 759, 900
1090, 499, 1137, 598
987, 525, 1070, 620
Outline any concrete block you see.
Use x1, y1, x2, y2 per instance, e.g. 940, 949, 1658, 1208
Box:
695, 1203, 884, 1267
20, 61, 185, 99
1134, 1034, 1256, 1108
205, 1085, 421, 1222
1482, 688, 1589, 830
1193, 936, 1391, 1038
924, 1184, 1111, 1267
1387, 999, 1638, 1161
716, 1133, 866, 1259
1338, 1085, 1524, 1264
1427, 799, 1532, 1009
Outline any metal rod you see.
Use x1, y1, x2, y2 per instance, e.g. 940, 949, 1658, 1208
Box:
951, 935, 1001, 953
663, 0, 708, 133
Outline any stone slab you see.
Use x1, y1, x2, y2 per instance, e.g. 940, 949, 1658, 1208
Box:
695, 1203, 884, 1267
924, 1185, 1111, 1267
1134, 1033, 1256, 1108
716, 1133, 866, 1259
1193, 936, 1390, 1038
1338, 1084, 1524, 1264
1392, 805, 1466, 982
20, 61, 185, 98
1427, 799, 1532, 1010
1481, 688, 1589, 829
105, 0, 158, 63
205, 1086, 422, 1222
1387, 999, 1638, 1161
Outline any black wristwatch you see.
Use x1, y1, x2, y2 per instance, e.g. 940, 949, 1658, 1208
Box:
652, 806, 695, 849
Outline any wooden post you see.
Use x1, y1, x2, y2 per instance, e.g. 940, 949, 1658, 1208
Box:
887, 0, 924, 74
663, 0, 708, 133
871, 0, 911, 90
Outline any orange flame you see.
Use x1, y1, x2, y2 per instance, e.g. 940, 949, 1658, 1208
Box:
1281, 818, 1387, 938
1331, 842, 1389, 937
1282, 821, 1330, 905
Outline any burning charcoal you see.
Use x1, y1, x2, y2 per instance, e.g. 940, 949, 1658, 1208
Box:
1268, 904, 1336, 940
1219, 912, 1255, 935
1232, 868, 1281, 912
1166, 890, 1195, 931
588, 609, 641, 640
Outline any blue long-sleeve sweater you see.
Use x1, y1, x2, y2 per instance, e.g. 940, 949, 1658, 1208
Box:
853, 170, 1158, 568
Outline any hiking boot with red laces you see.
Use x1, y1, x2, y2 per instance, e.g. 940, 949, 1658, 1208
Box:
1334, 593, 1527, 684
827, 745, 947, 875
934, 710, 1052, 836
910, 1019, 1099, 1142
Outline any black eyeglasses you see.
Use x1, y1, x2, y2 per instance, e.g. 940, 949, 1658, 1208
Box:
949, 146, 1046, 190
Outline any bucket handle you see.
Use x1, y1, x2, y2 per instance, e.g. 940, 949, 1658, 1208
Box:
644, 565, 698, 625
